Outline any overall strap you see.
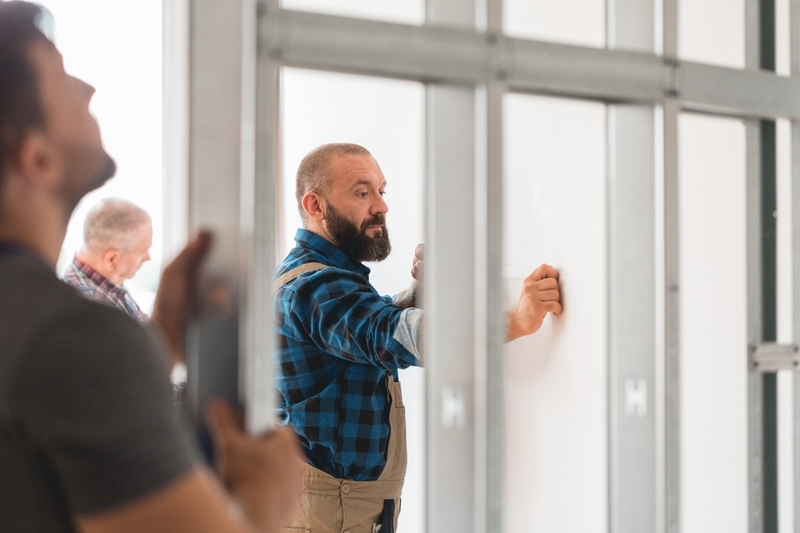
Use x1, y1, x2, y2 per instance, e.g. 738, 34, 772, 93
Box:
271, 262, 328, 295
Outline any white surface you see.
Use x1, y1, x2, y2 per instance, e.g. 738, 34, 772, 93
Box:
777, 118, 794, 533
504, 0, 605, 49
679, 113, 748, 533
39, 0, 163, 313
679, 0, 745, 69
281, 0, 424, 25
502, 94, 608, 533
281, 68, 425, 533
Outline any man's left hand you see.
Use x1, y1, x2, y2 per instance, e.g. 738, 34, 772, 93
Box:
506, 264, 562, 342
150, 231, 212, 366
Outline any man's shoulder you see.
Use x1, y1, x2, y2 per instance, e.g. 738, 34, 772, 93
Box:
0, 255, 142, 360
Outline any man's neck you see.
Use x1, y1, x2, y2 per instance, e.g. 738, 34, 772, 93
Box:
75, 250, 118, 284
0, 191, 69, 269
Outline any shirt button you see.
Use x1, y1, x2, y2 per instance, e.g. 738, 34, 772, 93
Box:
341, 483, 351, 494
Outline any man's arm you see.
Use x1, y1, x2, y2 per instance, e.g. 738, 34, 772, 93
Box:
77, 420, 303, 533
407, 244, 562, 342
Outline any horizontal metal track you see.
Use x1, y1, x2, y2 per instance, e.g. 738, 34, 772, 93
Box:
259, 8, 800, 119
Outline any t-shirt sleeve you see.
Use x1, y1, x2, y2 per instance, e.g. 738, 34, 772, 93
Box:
10, 306, 197, 516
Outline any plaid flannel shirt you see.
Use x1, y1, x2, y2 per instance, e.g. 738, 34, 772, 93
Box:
60, 255, 146, 322
274, 229, 423, 481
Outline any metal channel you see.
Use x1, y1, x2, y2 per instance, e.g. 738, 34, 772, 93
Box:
256, 8, 800, 120
661, 0, 680, 531
186, 0, 245, 451
792, 0, 800, 530
607, 1, 658, 532
243, 0, 280, 434
748, 118, 766, 533
473, 78, 505, 533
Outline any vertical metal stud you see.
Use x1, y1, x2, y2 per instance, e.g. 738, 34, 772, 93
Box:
607, 1, 658, 532
661, 0, 680, 531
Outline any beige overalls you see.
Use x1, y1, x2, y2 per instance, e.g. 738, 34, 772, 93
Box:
274, 264, 408, 533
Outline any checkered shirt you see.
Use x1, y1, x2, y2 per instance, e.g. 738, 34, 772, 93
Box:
60, 255, 146, 322
274, 229, 422, 481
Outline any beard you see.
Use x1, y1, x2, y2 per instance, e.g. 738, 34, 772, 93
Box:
325, 203, 391, 263
58, 141, 117, 211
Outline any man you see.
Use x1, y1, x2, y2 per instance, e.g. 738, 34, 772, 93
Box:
274, 143, 562, 533
61, 198, 152, 321
0, 2, 301, 532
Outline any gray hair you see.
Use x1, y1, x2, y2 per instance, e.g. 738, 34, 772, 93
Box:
83, 198, 151, 254
295, 143, 372, 223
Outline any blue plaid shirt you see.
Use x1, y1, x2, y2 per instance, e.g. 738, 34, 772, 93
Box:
274, 229, 422, 481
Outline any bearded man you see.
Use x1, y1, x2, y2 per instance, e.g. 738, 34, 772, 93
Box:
273, 143, 563, 533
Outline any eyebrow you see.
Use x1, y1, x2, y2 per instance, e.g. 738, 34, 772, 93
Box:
351, 179, 388, 189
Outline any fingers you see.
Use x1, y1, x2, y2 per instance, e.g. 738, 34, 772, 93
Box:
414, 243, 424, 260
529, 263, 559, 282
170, 230, 212, 274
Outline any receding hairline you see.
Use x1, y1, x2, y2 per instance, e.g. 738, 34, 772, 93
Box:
295, 143, 375, 222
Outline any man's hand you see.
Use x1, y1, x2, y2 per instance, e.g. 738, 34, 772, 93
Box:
506, 264, 562, 342
411, 243, 424, 282
205, 400, 303, 532
150, 231, 212, 367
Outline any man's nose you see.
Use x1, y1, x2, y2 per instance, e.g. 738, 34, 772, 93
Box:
373, 193, 388, 215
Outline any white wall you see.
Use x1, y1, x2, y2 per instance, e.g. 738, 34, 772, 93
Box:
502, 94, 608, 532
678, 114, 749, 533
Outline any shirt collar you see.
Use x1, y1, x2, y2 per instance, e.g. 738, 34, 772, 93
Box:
294, 229, 371, 278
71, 255, 126, 295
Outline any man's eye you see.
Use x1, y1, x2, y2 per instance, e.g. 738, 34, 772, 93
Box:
357, 192, 368, 198
379, 191, 387, 197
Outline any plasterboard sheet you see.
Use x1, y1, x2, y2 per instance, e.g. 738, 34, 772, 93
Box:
679, 113, 748, 533
282, 0, 424, 25
679, 0, 745, 69
504, 0, 605, 49
502, 93, 608, 533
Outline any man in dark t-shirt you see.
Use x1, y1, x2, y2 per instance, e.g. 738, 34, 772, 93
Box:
0, 2, 301, 532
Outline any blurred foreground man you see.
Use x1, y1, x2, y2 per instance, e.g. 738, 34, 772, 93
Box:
273, 143, 563, 533
0, 2, 301, 532
61, 198, 152, 321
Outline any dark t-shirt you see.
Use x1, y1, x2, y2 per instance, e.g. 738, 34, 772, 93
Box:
0, 252, 197, 532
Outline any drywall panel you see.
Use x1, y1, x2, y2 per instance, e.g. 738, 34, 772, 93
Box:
281, 68, 425, 533
504, 0, 605, 49
679, 113, 748, 533
502, 94, 607, 533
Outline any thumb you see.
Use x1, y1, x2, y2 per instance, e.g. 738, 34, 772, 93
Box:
205, 399, 243, 462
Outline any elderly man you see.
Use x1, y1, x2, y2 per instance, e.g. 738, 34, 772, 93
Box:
61, 198, 152, 321
273, 143, 562, 533
0, 2, 301, 532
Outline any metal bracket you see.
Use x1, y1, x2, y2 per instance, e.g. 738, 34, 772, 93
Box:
748, 342, 800, 372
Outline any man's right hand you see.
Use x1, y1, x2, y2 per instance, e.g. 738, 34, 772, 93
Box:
205, 400, 303, 532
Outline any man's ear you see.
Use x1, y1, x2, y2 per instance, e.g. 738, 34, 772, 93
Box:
301, 191, 327, 221
102, 249, 120, 272
15, 133, 60, 188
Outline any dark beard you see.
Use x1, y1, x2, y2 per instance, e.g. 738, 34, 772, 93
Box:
61, 145, 117, 211
325, 203, 391, 263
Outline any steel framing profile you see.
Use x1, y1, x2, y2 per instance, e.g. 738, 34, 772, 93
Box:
256, 8, 800, 119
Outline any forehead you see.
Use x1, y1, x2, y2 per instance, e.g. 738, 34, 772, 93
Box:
27, 38, 63, 97
328, 154, 385, 188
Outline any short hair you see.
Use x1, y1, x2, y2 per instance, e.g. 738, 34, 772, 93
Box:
83, 198, 151, 254
0, 2, 53, 186
295, 143, 372, 223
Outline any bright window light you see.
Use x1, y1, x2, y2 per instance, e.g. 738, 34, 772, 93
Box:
38, 0, 163, 314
